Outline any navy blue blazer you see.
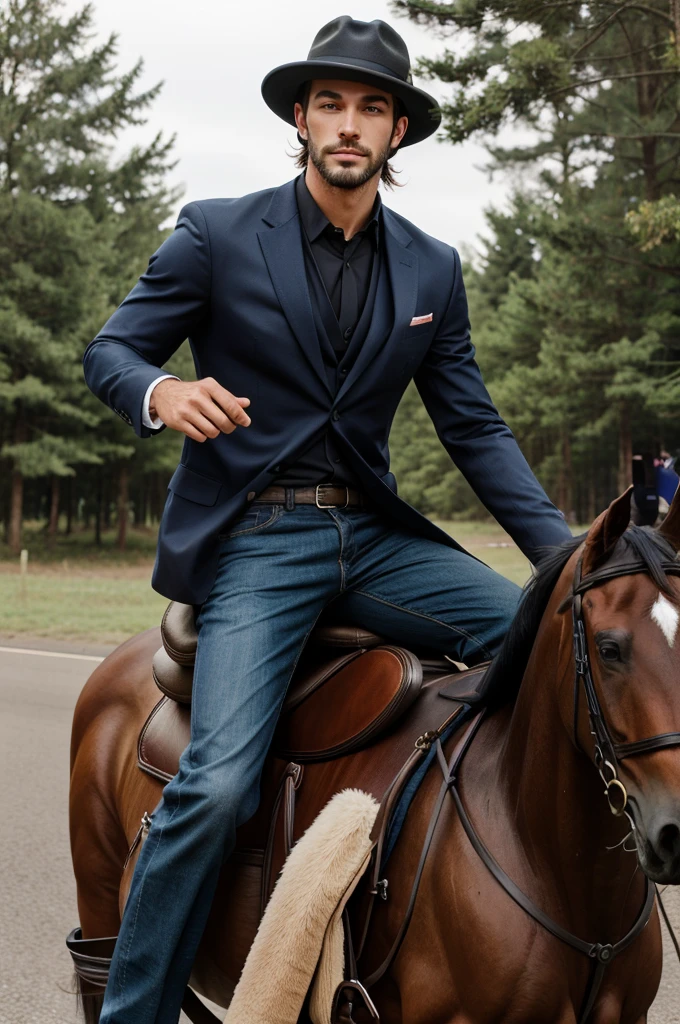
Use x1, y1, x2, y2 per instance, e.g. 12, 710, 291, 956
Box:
83, 175, 571, 604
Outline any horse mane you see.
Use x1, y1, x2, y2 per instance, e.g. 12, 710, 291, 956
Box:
486, 524, 679, 708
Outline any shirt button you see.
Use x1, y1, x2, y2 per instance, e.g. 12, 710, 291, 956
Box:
343, 327, 353, 340
340, 367, 348, 375
345, 261, 351, 269
332, 410, 340, 421
273, 465, 281, 472
334, 457, 342, 463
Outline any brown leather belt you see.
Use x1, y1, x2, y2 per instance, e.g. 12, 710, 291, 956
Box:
253, 484, 367, 508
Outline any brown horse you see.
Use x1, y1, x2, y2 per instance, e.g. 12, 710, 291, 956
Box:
69, 487, 680, 1024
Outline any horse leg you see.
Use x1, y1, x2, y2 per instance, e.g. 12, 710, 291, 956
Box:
69, 726, 131, 1023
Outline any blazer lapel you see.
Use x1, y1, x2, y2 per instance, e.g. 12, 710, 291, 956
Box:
257, 180, 333, 398
336, 208, 418, 402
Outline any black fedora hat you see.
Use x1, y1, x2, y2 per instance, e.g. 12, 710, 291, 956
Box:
261, 15, 441, 148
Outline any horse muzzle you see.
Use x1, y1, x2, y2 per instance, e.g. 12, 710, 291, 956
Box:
634, 802, 680, 884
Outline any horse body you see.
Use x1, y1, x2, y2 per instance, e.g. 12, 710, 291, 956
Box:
69, 493, 680, 1022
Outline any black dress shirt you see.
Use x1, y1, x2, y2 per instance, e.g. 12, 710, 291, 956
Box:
270, 174, 382, 489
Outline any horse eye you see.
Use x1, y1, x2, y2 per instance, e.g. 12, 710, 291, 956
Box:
598, 642, 621, 663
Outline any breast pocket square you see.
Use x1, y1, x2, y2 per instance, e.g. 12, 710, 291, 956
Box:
410, 313, 433, 326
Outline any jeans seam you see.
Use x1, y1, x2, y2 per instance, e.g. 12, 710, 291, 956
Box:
327, 510, 346, 590
351, 588, 494, 661
221, 504, 282, 539
118, 773, 188, 996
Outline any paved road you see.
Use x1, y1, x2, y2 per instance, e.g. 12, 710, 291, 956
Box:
0, 640, 678, 1023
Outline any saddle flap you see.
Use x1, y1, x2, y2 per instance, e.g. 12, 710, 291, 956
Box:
138, 697, 190, 783
275, 646, 423, 763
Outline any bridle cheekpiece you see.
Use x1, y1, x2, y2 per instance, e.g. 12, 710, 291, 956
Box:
571, 550, 680, 817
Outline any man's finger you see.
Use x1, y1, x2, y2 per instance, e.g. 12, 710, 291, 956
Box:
203, 379, 251, 426
179, 418, 214, 443
183, 410, 224, 440
193, 399, 240, 435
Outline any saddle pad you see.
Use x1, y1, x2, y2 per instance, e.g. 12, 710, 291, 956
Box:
139, 645, 424, 781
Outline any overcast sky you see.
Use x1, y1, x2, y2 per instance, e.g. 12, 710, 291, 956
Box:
63, 0, 519, 255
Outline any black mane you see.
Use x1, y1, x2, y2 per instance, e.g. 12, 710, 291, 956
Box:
486, 524, 678, 708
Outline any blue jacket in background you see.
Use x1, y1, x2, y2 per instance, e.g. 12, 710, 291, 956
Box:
83, 175, 571, 604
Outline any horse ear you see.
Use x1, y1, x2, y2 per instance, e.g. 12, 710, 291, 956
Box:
581, 487, 633, 577
659, 484, 680, 551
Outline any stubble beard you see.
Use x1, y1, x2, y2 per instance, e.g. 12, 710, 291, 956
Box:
307, 135, 394, 190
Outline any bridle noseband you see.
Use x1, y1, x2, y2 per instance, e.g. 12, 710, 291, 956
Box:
571, 553, 680, 816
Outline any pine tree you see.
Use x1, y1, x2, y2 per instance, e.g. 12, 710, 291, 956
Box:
0, 0, 178, 552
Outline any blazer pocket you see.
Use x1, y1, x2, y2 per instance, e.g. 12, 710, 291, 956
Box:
168, 464, 223, 506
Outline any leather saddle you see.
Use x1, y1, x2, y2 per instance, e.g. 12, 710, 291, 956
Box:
141, 601, 487, 781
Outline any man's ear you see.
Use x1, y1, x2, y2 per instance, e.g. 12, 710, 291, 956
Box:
391, 114, 408, 149
294, 101, 307, 141
658, 482, 680, 551
581, 487, 632, 577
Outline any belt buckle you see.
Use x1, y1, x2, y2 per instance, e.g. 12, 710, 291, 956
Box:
315, 484, 349, 509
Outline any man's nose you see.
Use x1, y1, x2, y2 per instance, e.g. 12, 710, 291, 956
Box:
338, 113, 360, 140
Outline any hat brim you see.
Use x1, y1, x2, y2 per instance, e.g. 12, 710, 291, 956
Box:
261, 60, 441, 148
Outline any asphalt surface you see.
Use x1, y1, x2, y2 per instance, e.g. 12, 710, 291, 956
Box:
0, 638, 678, 1023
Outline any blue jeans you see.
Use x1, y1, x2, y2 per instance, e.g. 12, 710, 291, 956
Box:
100, 503, 521, 1023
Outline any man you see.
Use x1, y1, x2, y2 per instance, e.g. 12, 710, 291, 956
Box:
83, 15, 572, 1023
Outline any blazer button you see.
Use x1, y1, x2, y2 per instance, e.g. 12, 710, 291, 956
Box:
273, 465, 281, 472
247, 491, 256, 501
332, 410, 340, 421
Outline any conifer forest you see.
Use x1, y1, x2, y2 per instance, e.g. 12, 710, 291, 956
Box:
2, 0, 680, 553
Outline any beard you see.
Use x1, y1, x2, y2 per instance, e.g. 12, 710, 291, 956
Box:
307, 135, 394, 190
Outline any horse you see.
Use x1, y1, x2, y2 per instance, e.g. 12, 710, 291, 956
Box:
68, 485, 680, 1024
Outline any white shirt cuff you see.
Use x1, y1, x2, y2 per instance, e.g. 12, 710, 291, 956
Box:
142, 374, 179, 429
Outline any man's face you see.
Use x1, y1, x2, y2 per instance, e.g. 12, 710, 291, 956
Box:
294, 79, 408, 189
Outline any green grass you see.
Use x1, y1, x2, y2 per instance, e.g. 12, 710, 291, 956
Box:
0, 568, 168, 644
0, 518, 572, 644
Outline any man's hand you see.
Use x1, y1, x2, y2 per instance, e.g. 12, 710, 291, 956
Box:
150, 377, 251, 441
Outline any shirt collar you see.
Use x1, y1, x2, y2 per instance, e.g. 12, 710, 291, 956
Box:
295, 172, 381, 247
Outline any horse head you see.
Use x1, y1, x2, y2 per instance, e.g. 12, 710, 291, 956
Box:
563, 485, 680, 884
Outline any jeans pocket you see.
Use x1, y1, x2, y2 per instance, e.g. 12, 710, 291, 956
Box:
219, 503, 282, 539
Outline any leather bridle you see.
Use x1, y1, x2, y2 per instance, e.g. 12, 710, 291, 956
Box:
571, 553, 680, 817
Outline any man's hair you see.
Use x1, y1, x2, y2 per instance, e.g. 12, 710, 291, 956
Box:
292, 82, 405, 190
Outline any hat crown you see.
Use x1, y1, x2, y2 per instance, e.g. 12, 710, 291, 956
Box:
308, 15, 412, 83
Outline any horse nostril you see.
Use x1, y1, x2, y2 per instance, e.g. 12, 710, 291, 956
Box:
658, 822, 680, 857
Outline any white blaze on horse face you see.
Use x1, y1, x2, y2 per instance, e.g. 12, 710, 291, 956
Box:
651, 593, 679, 648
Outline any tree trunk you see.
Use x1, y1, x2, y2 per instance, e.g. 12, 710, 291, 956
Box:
95, 469, 103, 547
66, 476, 73, 536
556, 430, 575, 522
47, 475, 60, 548
618, 406, 633, 495
8, 468, 23, 555
117, 462, 129, 552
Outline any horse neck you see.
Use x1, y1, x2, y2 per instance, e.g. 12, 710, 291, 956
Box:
495, 582, 644, 933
